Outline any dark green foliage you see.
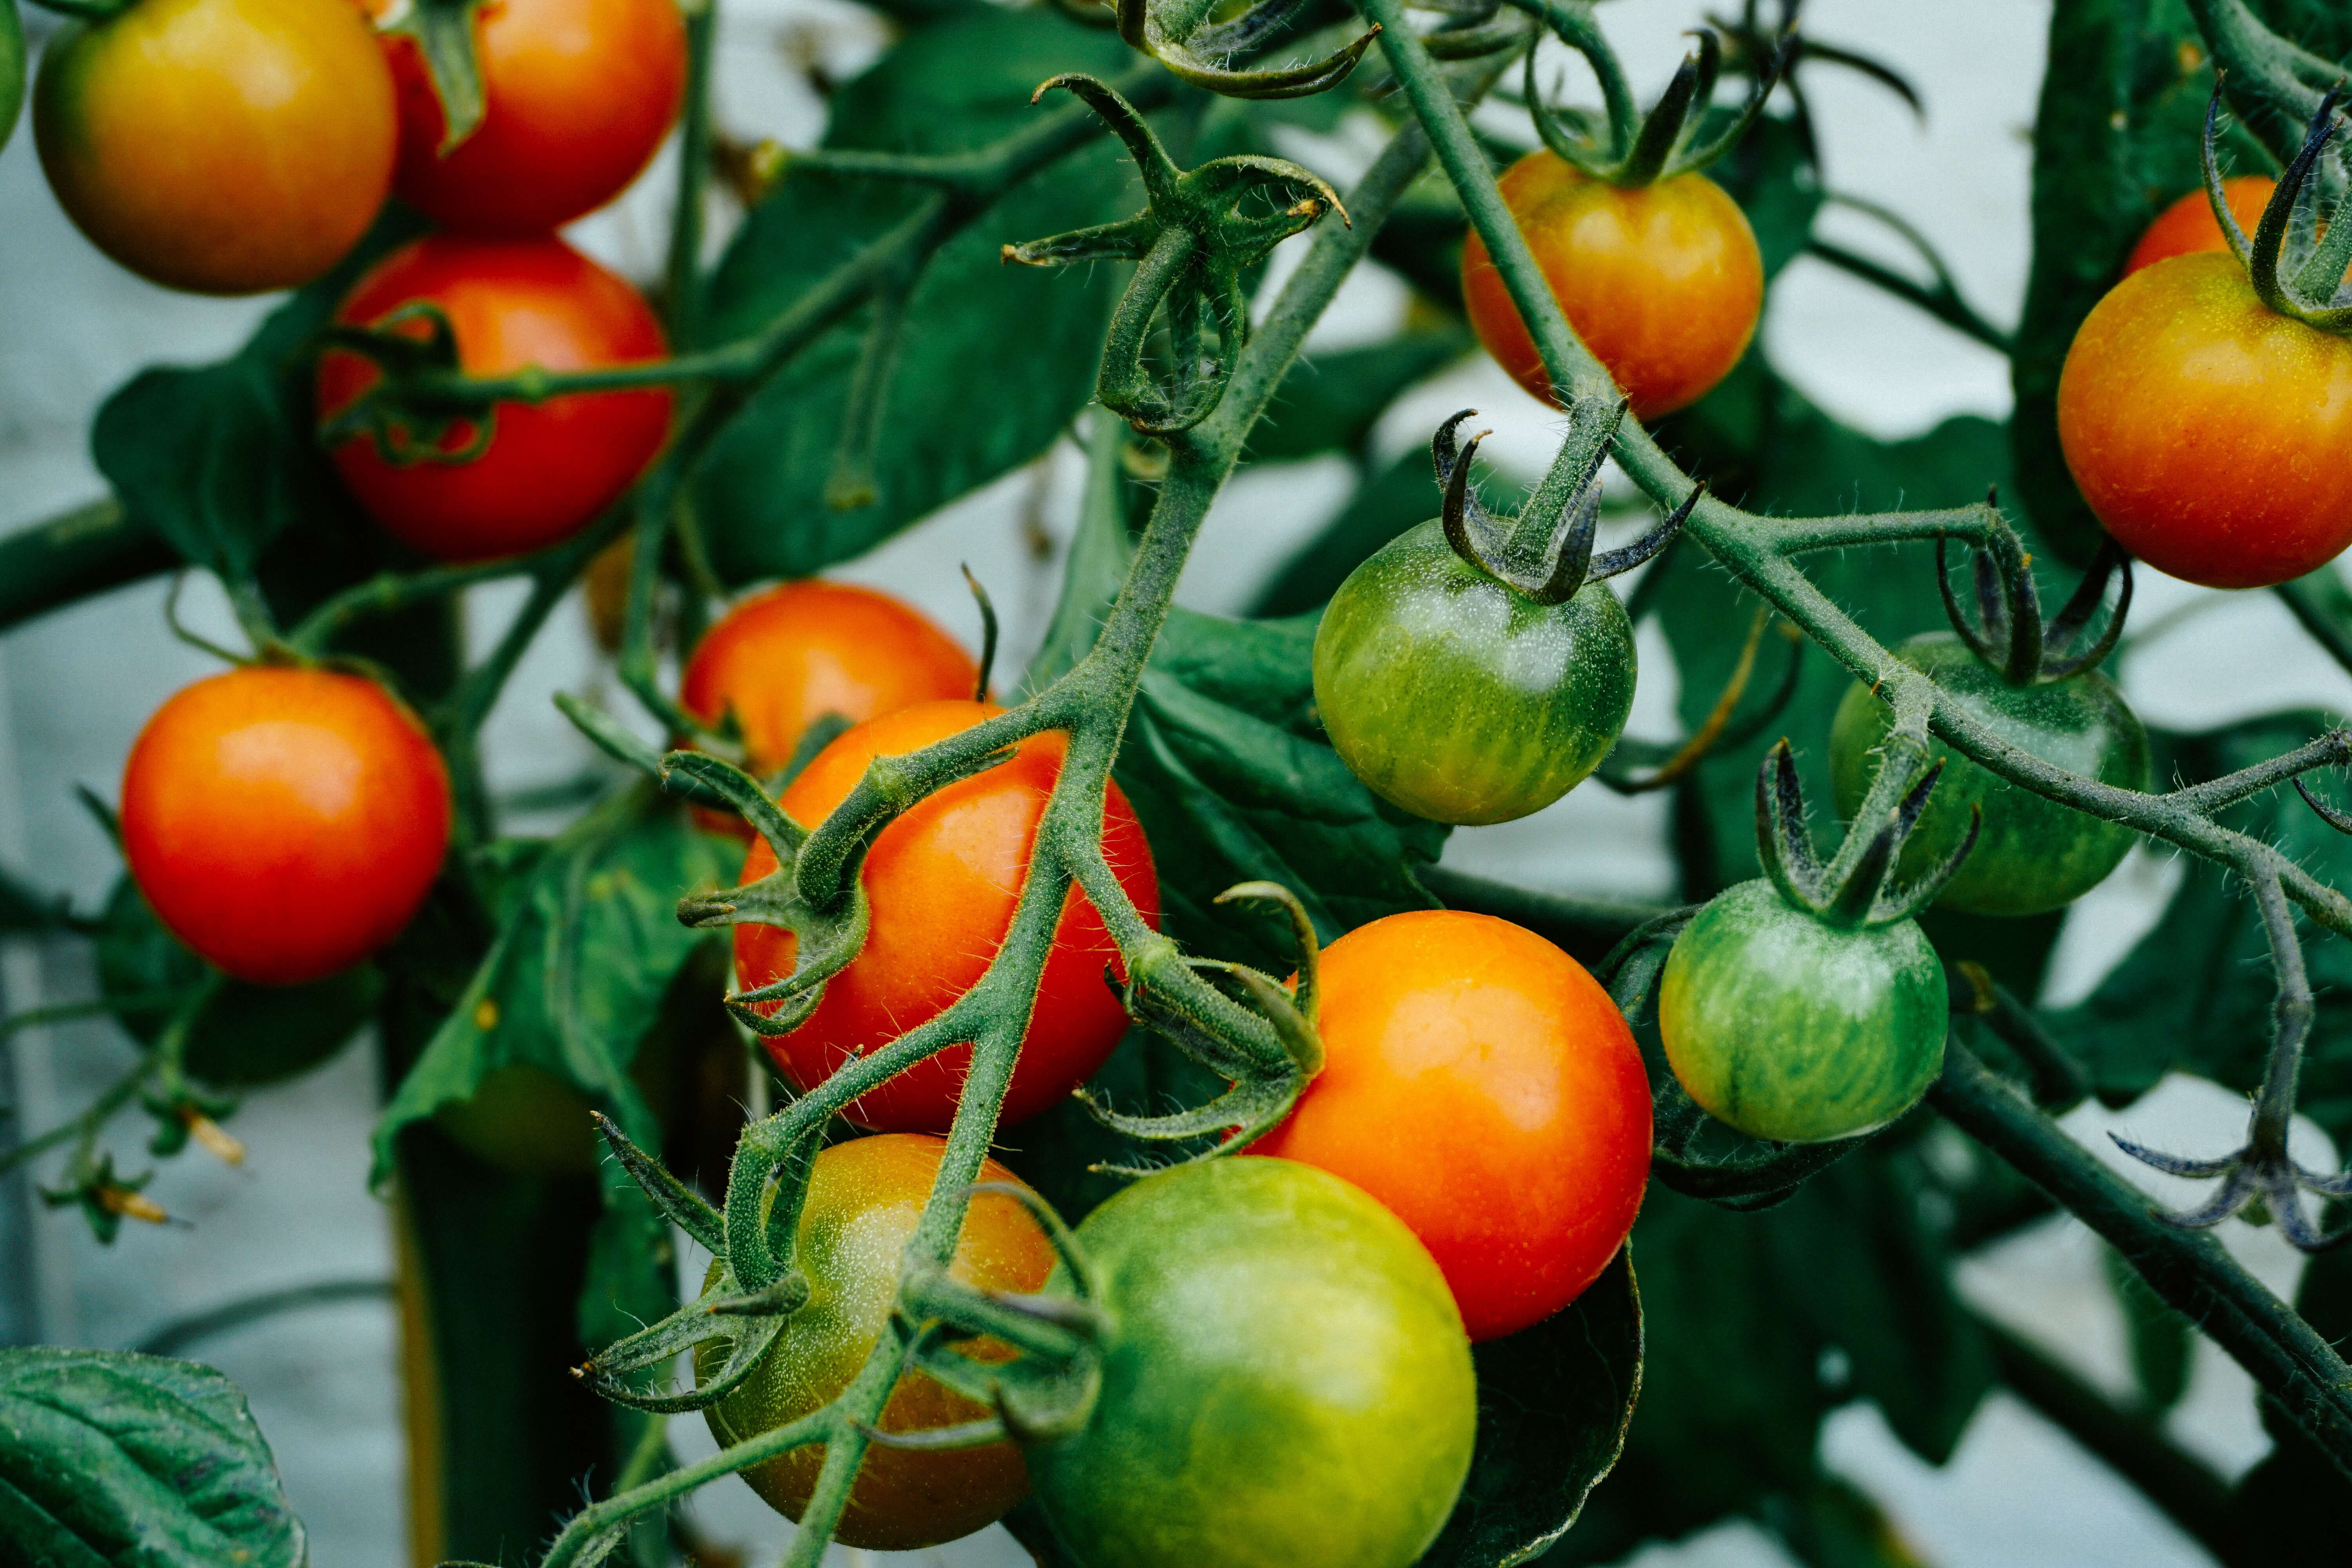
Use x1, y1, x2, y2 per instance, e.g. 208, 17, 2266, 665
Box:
0, 1349, 305, 1568
690, 8, 1139, 583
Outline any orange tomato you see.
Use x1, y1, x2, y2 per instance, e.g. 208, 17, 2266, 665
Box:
121, 666, 451, 985
2058, 252, 2352, 589
700, 1134, 1054, 1549
2125, 176, 2275, 276
317, 233, 671, 562
33, 0, 395, 294
735, 701, 1158, 1132
370, 0, 684, 234
682, 580, 979, 785
1252, 909, 1651, 1341
1462, 152, 1762, 420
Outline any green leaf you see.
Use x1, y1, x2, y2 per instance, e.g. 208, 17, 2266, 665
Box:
94, 876, 379, 1089
2043, 710, 2352, 1139
1, 0, 23, 158
1416, 1251, 1642, 1568
0, 1348, 305, 1568
690, 7, 1141, 583
1245, 329, 1468, 464
1114, 608, 1449, 969
1713, 111, 1825, 283
90, 207, 427, 582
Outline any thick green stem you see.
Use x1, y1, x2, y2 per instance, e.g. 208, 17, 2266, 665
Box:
666, 0, 718, 348
1930, 1042, 2352, 1479
0, 499, 178, 637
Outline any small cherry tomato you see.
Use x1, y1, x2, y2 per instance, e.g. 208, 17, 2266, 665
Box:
368, 0, 684, 234
1029, 1156, 1477, 1568
2057, 252, 2352, 589
1829, 633, 2148, 917
1462, 152, 1763, 419
1253, 909, 1650, 1340
33, 0, 395, 294
1313, 519, 1636, 825
698, 1134, 1056, 1550
735, 700, 1159, 1132
120, 666, 451, 986
317, 234, 672, 563
2125, 177, 2275, 276
1659, 880, 1945, 1144
682, 580, 979, 782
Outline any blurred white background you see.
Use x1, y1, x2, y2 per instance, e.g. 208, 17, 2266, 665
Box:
4, 0, 2348, 1564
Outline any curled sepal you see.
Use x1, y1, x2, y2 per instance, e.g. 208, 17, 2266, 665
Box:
1005, 75, 1345, 434
371, 0, 491, 153
314, 309, 497, 466
553, 693, 733, 811
2202, 82, 2352, 330
1212, 881, 1322, 1026
1114, 0, 1378, 99
895, 1257, 1107, 1443
1431, 405, 1694, 606
1753, 739, 1964, 929
573, 1270, 796, 1413
1529, 24, 1791, 187
2295, 773, 2352, 836
593, 1111, 724, 1254
1934, 530, 2132, 686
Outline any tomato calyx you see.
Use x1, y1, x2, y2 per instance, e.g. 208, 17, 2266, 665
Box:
1757, 737, 1977, 930
1003, 74, 1345, 435
1096, 0, 1379, 101
1432, 404, 1695, 606
1935, 534, 2134, 688
1079, 881, 1326, 1171
2199, 82, 2352, 332
370, 0, 492, 154
315, 305, 499, 468
1524, 22, 1790, 188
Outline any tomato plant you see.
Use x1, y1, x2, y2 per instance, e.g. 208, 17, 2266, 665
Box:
698, 1134, 1054, 1549
1021, 1156, 1476, 1568
119, 665, 450, 986
681, 580, 980, 784
1254, 909, 1650, 1340
368, 0, 685, 235
735, 699, 1158, 1132
32, 0, 394, 294
2126, 176, 2276, 275
316, 233, 673, 562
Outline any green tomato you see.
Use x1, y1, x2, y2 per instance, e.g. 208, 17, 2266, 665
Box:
1829, 632, 2148, 916
1030, 1156, 1477, 1568
1657, 880, 1946, 1143
2, 0, 22, 153
1313, 519, 1636, 826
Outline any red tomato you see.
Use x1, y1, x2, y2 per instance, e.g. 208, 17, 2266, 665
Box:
317, 234, 671, 563
121, 666, 451, 985
33, 0, 395, 295
1462, 151, 1763, 420
1252, 909, 1650, 1341
369, 0, 684, 234
735, 701, 1158, 1132
2058, 252, 2352, 589
2125, 176, 2275, 276
682, 580, 979, 782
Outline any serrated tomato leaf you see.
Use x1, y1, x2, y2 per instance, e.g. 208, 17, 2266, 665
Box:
0, 1348, 305, 1568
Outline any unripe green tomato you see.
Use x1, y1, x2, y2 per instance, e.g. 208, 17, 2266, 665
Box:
1828, 632, 2148, 916
1029, 1156, 1477, 1568
1312, 520, 1636, 825
1657, 880, 1946, 1143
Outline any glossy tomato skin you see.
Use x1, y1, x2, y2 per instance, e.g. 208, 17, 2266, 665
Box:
697, 1135, 1055, 1550
317, 234, 671, 562
1462, 153, 1762, 419
371, 0, 684, 234
33, 0, 394, 294
1254, 909, 1648, 1341
1030, 1157, 1476, 1568
2125, 177, 2274, 276
121, 667, 451, 986
735, 701, 1158, 1132
2058, 252, 2352, 588
1829, 633, 2147, 917
683, 581, 979, 781
1659, 881, 1945, 1143
1314, 520, 1635, 826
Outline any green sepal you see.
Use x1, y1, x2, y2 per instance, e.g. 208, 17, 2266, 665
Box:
374, 0, 493, 154
1113, 0, 1378, 100
313, 308, 497, 467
